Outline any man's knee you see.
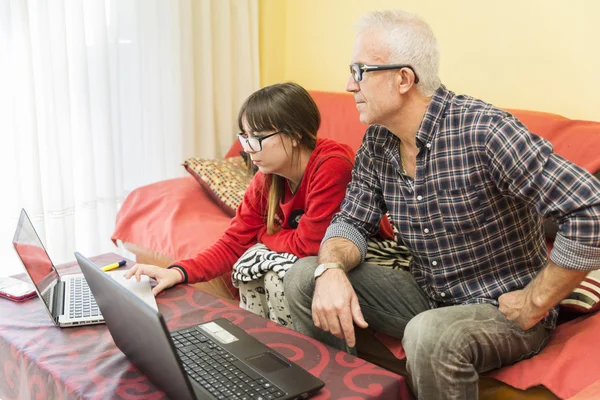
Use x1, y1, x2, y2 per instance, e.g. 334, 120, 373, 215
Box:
283, 256, 318, 303
404, 310, 467, 359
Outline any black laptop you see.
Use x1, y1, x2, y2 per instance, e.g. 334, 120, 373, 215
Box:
75, 252, 324, 400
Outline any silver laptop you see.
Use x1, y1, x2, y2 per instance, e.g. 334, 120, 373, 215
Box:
12, 208, 154, 327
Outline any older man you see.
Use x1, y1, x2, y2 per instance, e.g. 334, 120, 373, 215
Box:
284, 10, 600, 399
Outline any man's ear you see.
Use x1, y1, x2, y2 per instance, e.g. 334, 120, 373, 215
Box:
398, 68, 416, 94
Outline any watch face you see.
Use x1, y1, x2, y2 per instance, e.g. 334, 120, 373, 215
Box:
314, 264, 328, 279
314, 263, 343, 279
314, 265, 324, 278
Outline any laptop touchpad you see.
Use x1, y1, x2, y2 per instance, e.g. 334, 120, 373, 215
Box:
246, 352, 291, 373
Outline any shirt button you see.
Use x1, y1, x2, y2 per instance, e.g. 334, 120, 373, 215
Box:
440, 292, 446, 298
423, 228, 430, 234
417, 195, 423, 201
426, 143, 432, 149
432, 260, 438, 266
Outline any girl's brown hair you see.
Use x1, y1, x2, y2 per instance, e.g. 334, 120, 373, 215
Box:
237, 82, 320, 234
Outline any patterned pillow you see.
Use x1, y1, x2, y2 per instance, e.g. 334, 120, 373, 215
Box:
560, 270, 600, 313
183, 156, 251, 217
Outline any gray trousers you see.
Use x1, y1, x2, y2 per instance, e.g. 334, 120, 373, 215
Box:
284, 257, 550, 400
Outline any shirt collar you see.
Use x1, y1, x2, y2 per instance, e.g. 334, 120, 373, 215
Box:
415, 84, 453, 147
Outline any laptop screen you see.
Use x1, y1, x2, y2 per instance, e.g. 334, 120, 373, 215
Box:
12, 209, 59, 311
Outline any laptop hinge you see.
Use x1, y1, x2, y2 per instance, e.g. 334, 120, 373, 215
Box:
53, 280, 65, 322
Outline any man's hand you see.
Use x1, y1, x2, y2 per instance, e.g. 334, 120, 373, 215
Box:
499, 261, 589, 331
311, 269, 368, 347
124, 264, 183, 296
498, 288, 548, 331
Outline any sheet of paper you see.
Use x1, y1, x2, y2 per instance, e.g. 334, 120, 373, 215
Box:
107, 271, 158, 311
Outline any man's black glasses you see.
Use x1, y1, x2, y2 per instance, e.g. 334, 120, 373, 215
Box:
349, 63, 420, 83
237, 131, 285, 152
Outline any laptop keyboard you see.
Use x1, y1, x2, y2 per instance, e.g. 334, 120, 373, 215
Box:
68, 277, 101, 319
171, 328, 286, 400
42, 288, 52, 305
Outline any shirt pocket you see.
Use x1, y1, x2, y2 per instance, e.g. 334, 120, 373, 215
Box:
437, 186, 488, 235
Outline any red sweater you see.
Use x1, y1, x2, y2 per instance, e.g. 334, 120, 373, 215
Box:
175, 138, 355, 283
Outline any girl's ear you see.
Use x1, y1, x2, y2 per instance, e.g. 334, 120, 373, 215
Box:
292, 134, 302, 146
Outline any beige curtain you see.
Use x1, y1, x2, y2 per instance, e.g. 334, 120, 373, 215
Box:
191, 0, 260, 158
0, 0, 259, 276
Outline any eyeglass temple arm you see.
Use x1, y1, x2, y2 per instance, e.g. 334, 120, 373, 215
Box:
363, 65, 420, 83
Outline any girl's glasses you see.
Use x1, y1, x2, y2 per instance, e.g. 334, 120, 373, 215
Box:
237, 131, 285, 152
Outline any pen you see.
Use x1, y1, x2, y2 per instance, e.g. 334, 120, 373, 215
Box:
101, 260, 127, 272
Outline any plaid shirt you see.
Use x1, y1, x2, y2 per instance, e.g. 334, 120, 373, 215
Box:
324, 84, 600, 329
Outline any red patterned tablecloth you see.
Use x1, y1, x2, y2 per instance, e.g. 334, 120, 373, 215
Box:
0, 253, 410, 400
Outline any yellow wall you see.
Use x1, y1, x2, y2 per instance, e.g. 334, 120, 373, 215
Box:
259, 0, 599, 122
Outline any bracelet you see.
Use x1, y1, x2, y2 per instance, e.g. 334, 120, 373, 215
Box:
168, 265, 188, 283
171, 267, 184, 283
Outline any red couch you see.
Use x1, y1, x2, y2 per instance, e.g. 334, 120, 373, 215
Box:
112, 90, 600, 399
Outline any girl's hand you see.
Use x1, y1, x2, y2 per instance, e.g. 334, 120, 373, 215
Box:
124, 263, 183, 296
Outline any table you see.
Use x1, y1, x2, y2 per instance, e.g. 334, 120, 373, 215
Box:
0, 253, 411, 399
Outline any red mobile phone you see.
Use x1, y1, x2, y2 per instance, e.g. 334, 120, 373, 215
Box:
0, 276, 37, 302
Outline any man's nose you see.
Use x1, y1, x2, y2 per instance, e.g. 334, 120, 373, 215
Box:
346, 75, 359, 93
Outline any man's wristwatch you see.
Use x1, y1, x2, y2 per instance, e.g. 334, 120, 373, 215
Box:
314, 263, 345, 280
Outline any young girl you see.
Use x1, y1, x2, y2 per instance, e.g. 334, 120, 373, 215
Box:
125, 82, 355, 326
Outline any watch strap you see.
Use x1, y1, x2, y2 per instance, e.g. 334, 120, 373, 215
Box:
314, 262, 345, 279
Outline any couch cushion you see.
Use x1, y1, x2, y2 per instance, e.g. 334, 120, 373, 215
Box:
183, 156, 250, 217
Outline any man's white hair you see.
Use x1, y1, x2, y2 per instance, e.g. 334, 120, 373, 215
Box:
355, 10, 441, 96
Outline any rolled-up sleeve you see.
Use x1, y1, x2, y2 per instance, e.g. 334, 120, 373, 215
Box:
551, 234, 600, 271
